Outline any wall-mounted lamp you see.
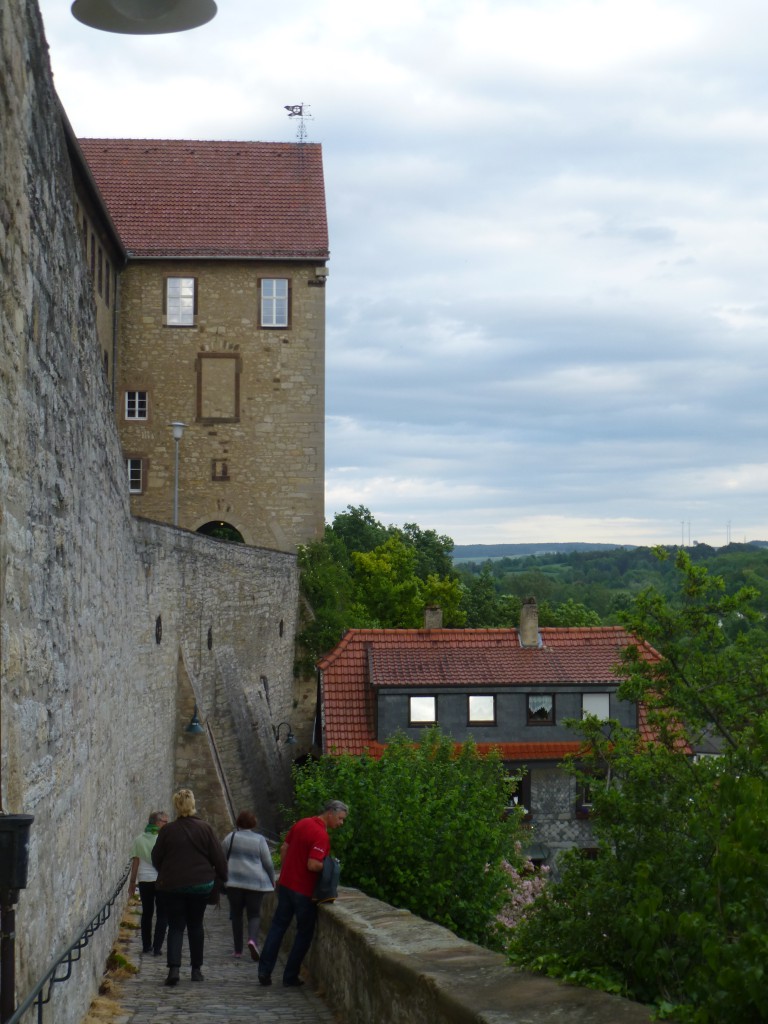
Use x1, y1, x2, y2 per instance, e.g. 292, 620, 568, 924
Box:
71, 0, 217, 34
273, 721, 296, 745
185, 704, 205, 735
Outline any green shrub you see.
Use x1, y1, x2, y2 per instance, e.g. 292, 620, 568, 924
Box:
292, 728, 523, 948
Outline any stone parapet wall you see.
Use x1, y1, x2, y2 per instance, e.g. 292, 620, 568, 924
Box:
304, 888, 653, 1024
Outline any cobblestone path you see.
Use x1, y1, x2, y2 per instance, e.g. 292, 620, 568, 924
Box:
115, 902, 341, 1023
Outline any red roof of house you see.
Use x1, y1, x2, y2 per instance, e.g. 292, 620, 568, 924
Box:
318, 626, 661, 758
78, 138, 329, 260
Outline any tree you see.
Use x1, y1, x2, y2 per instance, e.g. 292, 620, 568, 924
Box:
351, 535, 465, 627
538, 598, 602, 627
296, 509, 464, 668
399, 522, 455, 580
291, 728, 524, 949
328, 504, 390, 553
295, 533, 359, 674
510, 550, 768, 1021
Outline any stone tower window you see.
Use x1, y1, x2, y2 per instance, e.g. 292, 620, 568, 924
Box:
260, 278, 290, 327
126, 457, 146, 494
165, 276, 197, 326
125, 391, 148, 420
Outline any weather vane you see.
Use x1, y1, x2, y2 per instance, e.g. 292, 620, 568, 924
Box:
284, 103, 312, 144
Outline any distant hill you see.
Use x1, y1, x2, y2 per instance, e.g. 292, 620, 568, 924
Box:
452, 542, 634, 562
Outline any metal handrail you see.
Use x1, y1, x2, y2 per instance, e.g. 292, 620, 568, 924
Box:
7, 866, 130, 1024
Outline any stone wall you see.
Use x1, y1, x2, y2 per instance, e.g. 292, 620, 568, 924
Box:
302, 888, 654, 1024
0, 5, 299, 1021
116, 254, 325, 553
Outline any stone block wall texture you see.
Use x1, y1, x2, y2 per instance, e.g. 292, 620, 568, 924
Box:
0, 5, 299, 1021
301, 888, 654, 1024
117, 258, 326, 552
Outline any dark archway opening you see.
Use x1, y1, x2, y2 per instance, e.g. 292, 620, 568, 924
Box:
196, 521, 245, 544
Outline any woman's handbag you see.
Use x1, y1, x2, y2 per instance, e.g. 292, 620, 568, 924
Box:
312, 856, 340, 904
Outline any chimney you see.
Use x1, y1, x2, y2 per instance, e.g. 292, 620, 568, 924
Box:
423, 605, 443, 629
519, 597, 539, 647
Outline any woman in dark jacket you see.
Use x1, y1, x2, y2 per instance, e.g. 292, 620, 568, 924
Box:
152, 788, 228, 986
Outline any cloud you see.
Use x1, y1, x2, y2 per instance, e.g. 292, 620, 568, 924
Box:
37, 0, 768, 546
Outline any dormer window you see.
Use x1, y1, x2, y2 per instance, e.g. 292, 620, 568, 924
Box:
409, 696, 436, 726
582, 693, 610, 720
527, 694, 554, 725
468, 694, 496, 725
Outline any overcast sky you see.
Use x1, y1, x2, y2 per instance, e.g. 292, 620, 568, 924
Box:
38, 0, 768, 547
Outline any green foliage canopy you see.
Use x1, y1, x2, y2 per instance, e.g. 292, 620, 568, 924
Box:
292, 728, 523, 949
510, 551, 768, 1022
296, 507, 465, 671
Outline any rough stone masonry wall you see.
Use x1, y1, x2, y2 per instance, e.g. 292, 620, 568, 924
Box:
304, 888, 654, 1024
118, 258, 326, 554
0, 5, 298, 1022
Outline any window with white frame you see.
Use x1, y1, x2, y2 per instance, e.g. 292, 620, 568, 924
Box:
260, 278, 289, 327
582, 693, 610, 720
125, 391, 148, 420
468, 694, 496, 724
527, 693, 554, 724
409, 695, 436, 725
165, 277, 196, 326
126, 458, 145, 494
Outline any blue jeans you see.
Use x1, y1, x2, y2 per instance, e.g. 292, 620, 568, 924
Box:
259, 885, 317, 983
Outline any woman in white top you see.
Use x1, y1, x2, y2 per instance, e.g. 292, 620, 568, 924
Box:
221, 810, 276, 960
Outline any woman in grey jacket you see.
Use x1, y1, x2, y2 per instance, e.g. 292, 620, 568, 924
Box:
222, 810, 276, 960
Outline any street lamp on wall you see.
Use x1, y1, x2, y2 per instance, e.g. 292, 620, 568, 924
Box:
169, 422, 187, 527
185, 704, 205, 735
273, 722, 296, 745
71, 0, 217, 34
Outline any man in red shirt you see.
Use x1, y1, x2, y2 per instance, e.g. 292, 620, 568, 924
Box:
258, 800, 348, 987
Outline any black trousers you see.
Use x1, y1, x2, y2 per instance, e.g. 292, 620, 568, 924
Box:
138, 881, 168, 953
162, 891, 209, 969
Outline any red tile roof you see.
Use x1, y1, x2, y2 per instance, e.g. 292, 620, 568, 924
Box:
318, 626, 660, 758
78, 138, 329, 260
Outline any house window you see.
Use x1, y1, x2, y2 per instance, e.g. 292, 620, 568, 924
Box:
126, 458, 146, 494
582, 693, 610, 720
505, 769, 532, 820
105, 260, 111, 307
575, 779, 594, 818
260, 278, 289, 327
575, 773, 606, 818
97, 247, 103, 295
165, 277, 197, 326
527, 694, 554, 725
125, 391, 148, 420
468, 694, 496, 725
409, 695, 436, 725
212, 459, 229, 481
